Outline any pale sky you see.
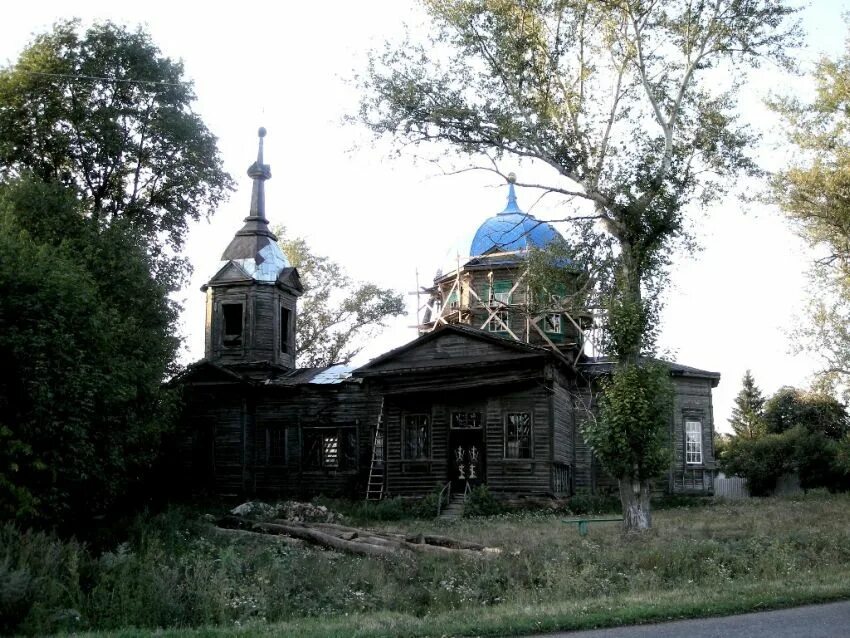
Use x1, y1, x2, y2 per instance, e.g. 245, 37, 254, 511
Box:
2, 1, 849, 432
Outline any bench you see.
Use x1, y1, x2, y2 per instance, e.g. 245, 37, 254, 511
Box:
562, 517, 623, 536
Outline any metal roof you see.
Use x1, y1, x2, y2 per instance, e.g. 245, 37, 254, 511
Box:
212, 128, 291, 284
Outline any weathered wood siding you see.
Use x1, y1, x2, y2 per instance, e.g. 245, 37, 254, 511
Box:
206, 284, 296, 369
669, 377, 716, 494
551, 369, 574, 494
383, 382, 556, 497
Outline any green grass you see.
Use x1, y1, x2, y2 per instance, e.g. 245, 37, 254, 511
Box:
4, 492, 850, 636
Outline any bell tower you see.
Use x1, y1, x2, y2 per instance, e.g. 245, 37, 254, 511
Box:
202, 128, 303, 369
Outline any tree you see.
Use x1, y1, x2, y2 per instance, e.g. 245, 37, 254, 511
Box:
722, 386, 850, 495
276, 228, 406, 368
772, 40, 850, 398
729, 370, 767, 440
0, 177, 179, 527
359, 0, 798, 530
0, 20, 234, 255
763, 386, 848, 440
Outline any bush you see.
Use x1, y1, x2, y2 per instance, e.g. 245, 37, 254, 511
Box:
463, 486, 505, 517
721, 426, 850, 495
565, 491, 621, 516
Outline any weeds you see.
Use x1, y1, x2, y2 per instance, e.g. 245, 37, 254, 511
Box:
3, 493, 850, 636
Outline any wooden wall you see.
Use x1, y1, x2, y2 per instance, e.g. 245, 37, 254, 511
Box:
669, 377, 717, 494
383, 381, 562, 497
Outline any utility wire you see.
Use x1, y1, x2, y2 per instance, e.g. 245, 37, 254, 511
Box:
18, 70, 185, 87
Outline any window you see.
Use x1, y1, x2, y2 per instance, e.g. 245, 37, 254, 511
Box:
266, 427, 286, 465
446, 289, 459, 309
451, 412, 482, 429
303, 427, 357, 470
685, 420, 703, 464
403, 414, 430, 459
280, 306, 291, 353
505, 412, 532, 458
222, 303, 243, 347
487, 309, 509, 332
544, 313, 562, 333
490, 280, 512, 305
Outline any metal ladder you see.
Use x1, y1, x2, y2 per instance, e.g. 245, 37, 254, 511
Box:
365, 398, 385, 501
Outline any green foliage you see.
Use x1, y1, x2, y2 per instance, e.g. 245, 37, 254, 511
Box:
729, 370, 767, 439
5, 496, 850, 635
584, 363, 673, 482
565, 491, 621, 516
763, 387, 849, 439
721, 426, 850, 496
0, 177, 179, 526
314, 494, 439, 523
462, 486, 505, 518
770, 38, 850, 397
276, 228, 405, 367
359, 1, 798, 530
0, 20, 233, 252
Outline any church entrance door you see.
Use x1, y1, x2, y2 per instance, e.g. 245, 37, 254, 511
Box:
448, 410, 485, 492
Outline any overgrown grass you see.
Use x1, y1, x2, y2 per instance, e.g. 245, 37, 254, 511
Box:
4, 492, 850, 636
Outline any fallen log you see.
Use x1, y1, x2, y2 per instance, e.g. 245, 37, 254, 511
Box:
219, 516, 501, 557
218, 516, 409, 559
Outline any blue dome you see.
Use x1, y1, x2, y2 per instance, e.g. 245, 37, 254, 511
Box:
469, 181, 562, 256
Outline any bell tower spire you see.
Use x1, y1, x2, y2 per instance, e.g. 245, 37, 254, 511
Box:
202, 127, 303, 370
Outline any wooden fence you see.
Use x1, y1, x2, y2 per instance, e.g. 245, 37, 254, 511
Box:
713, 473, 749, 499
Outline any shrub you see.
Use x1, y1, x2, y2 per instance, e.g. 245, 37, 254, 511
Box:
463, 486, 505, 517
565, 491, 621, 515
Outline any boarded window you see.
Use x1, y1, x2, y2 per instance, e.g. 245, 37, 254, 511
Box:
404, 414, 430, 460
544, 313, 562, 333
685, 420, 703, 464
280, 306, 291, 353
451, 412, 482, 429
505, 412, 532, 458
222, 303, 243, 347
487, 309, 509, 332
491, 280, 512, 304
266, 427, 286, 465
303, 427, 357, 470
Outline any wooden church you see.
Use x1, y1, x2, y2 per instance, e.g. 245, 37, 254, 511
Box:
173, 130, 721, 501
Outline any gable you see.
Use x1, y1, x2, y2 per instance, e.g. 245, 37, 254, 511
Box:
356, 326, 546, 376
207, 260, 252, 285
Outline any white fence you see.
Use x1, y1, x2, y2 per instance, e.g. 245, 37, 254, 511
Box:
713, 473, 749, 499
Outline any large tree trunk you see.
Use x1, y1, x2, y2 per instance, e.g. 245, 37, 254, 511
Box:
618, 477, 652, 532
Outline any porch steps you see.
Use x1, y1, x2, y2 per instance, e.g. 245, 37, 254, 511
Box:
439, 493, 466, 521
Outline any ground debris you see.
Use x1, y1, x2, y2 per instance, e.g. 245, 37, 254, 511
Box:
218, 515, 501, 558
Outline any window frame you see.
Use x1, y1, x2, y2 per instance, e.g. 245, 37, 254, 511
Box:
280, 305, 291, 354
543, 313, 562, 334
490, 279, 513, 305
486, 309, 509, 332
403, 413, 431, 460
265, 426, 287, 466
221, 301, 245, 348
302, 426, 358, 471
504, 412, 533, 459
685, 420, 703, 465
451, 411, 483, 430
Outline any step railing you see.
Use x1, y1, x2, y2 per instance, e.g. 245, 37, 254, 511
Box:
436, 481, 452, 517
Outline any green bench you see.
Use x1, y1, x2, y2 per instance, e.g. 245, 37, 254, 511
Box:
562, 517, 623, 536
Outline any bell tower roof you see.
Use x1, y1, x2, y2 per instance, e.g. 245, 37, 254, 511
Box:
216, 127, 290, 282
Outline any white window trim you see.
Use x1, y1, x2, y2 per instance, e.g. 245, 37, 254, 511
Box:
544, 313, 562, 333
685, 420, 703, 465
487, 309, 509, 332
